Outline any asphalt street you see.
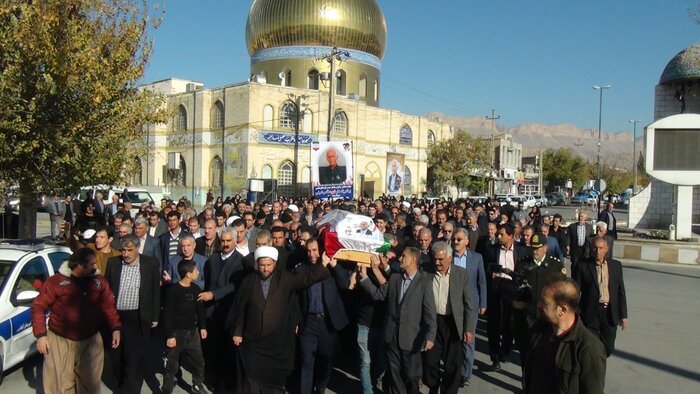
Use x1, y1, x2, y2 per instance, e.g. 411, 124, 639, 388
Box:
3, 258, 699, 393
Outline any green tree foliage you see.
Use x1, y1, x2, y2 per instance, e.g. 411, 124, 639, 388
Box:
427, 130, 489, 194
0, 0, 164, 237
542, 148, 589, 191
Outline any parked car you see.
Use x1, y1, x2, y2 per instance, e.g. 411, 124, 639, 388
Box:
0, 240, 72, 384
533, 194, 548, 207
545, 192, 568, 206
519, 195, 538, 209
570, 192, 596, 206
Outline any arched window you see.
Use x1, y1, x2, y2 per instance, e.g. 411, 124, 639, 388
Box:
427, 130, 436, 148
336, 69, 346, 95
131, 157, 143, 186
359, 74, 367, 98
280, 69, 292, 87
170, 155, 187, 186
263, 105, 274, 129
261, 165, 273, 179
399, 124, 413, 145
333, 110, 348, 138
308, 69, 320, 90
403, 166, 412, 188
211, 101, 224, 129
176, 105, 187, 131
278, 161, 295, 196
210, 156, 223, 190
279, 101, 296, 129
302, 109, 313, 132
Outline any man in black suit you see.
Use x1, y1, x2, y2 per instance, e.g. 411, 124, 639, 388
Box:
360, 247, 436, 394
486, 223, 528, 371
573, 237, 628, 357
104, 235, 161, 394
567, 210, 593, 267
195, 218, 221, 258
133, 217, 161, 262
422, 242, 475, 394
198, 227, 246, 390
598, 202, 618, 240
296, 238, 350, 394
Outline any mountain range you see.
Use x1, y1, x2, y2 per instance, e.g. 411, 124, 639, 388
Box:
427, 112, 640, 169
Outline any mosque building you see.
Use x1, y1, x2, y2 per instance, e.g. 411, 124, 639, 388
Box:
136, 0, 451, 203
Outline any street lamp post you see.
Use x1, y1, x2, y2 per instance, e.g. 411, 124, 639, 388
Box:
593, 84, 611, 213
629, 119, 642, 194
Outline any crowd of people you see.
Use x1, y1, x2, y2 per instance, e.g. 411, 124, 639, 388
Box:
30, 192, 627, 394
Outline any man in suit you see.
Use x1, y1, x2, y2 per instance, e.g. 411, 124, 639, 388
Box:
243, 211, 260, 253
196, 218, 221, 258
44, 196, 65, 240
451, 228, 486, 387
568, 210, 593, 268
486, 223, 528, 371
147, 211, 167, 238
318, 148, 347, 185
539, 223, 564, 260
387, 161, 402, 193
159, 211, 187, 269
592, 221, 614, 261
550, 214, 569, 256
104, 235, 161, 394
93, 191, 106, 217
422, 242, 475, 394
133, 217, 161, 262
466, 213, 480, 252
598, 202, 618, 240
105, 194, 120, 224
573, 237, 628, 357
198, 227, 246, 390
231, 246, 330, 393
296, 238, 350, 394
360, 247, 436, 394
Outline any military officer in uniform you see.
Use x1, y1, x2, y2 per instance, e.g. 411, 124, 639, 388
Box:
318, 148, 347, 184
512, 233, 566, 374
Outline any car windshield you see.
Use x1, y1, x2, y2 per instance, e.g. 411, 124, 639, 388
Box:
0, 260, 15, 292
124, 192, 151, 204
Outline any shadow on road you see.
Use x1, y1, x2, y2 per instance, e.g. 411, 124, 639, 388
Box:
613, 349, 700, 382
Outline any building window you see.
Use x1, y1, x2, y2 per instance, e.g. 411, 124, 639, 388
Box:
333, 110, 348, 138
169, 155, 187, 186
374, 79, 379, 101
399, 124, 413, 145
336, 69, 346, 95
403, 166, 412, 188
210, 156, 223, 190
302, 109, 312, 132
176, 105, 187, 131
131, 156, 143, 186
278, 161, 294, 196
359, 74, 367, 98
308, 69, 320, 90
211, 101, 224, 129
263, 105, 274, 129
427, 130, 436, 148
279, 101, 296, 129
302, 167, 311, 183
261, 165, 273, 179
281, 69, 292, 87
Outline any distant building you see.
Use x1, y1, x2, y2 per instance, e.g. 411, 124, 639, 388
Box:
493, 134, 523, 194
134, 0, 450, 202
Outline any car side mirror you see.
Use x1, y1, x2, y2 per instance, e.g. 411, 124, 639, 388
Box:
16, 290, 40, 304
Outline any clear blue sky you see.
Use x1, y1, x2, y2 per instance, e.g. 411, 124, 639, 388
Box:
143, 0, 700, 134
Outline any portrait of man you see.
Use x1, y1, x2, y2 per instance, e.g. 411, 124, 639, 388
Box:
356, 221, 373, 236
387, 160, 402, 193
318, 148, 347, 185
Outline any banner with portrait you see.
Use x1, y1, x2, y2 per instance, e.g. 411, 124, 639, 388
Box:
311, 141, 354, 199
386, 153, 405, 196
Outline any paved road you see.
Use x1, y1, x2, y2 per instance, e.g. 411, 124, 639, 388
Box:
3, 259, 699, 393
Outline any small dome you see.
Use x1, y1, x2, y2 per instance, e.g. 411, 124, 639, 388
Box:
246, 0, 387, 59
659, 44, 700, 84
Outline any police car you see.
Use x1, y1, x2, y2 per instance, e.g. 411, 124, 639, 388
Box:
0, 240, 71, 384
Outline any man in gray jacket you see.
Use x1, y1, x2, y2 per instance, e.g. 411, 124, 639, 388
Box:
360, 247, 436, 394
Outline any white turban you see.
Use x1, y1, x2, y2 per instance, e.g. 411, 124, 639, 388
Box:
254, 246, 279, 262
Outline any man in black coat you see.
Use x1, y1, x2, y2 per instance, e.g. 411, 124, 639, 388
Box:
104, 235, 161, 394
295, 239, 351, 394
597, 202, 618, 240
573, 237, 628, 357
231, 246, 330, 393
567, 210, 593, 267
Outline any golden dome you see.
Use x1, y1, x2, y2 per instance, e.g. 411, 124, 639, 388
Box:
246, 0, 387, 60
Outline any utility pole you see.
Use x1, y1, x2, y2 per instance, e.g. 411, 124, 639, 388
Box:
629, 119, 641, 194
319, 47, 350, 141
486, 109, 500, 196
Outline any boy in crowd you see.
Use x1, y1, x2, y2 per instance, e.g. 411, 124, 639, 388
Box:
162, 260, 209, 394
